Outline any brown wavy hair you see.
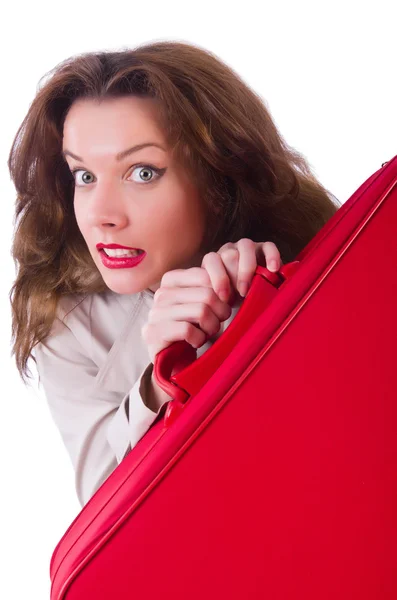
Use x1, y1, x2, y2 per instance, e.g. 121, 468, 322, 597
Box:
8, 40, 341, 385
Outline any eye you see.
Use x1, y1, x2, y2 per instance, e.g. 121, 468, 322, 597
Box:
71, 170, 95, 186
70, 164, 165, 187
129, 164, 164, 183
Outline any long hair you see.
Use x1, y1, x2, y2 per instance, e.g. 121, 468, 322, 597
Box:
8, 40, 341, 384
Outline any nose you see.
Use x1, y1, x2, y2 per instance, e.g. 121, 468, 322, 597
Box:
84, 179, 130, 230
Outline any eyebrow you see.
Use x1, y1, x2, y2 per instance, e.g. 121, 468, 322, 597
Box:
62, 142, 166, 162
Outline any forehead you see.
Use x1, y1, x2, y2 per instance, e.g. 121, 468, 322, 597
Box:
62, 96, 166, 151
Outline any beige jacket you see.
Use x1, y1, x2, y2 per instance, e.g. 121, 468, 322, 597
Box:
33, 287, 242, 508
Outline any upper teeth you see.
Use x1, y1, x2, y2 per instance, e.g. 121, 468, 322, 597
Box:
103, 249, 141, 257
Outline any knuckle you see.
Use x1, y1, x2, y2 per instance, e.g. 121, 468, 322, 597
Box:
222, 247, 239, 260
160, 271, 171, 286
238, 238, 257, 255
189, 267, 211, 286
160, 269, 179, 286
193, 330, 206, 348
185, 266, 207, 282
154, 287, 170, 304
203, 286, 215, 305
208, 251, 219, 258
263, 241, 278, 253
218, 242, 234, 251
183, 322, 195, 339
201, 251, 217, 264
198, 302, 210, 320
223, 303, 232, 318
205, 310, 218, 331
198, 267, 211, 284
209, 320, 221, 336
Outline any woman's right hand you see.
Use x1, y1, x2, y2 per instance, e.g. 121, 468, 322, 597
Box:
141, 266, 233, 365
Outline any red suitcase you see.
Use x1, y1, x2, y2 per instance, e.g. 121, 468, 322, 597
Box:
50, 156, 397, 599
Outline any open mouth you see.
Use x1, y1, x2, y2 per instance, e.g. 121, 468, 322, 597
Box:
98, 248, 147, 269
100, 248, 145, 257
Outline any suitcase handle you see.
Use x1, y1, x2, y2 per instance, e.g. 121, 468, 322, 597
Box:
153, 155, 397, 426
153, 262, 300, 426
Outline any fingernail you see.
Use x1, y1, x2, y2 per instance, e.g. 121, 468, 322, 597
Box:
268, 260, 278, 272
238, 282, 249, 297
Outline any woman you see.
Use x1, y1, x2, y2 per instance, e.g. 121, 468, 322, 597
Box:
8, 40, 340, 507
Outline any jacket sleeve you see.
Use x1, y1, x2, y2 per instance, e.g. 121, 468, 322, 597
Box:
33, 316, 164, 508
106, 362, 166, 465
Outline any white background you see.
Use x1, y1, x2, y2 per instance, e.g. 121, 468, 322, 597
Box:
1, 1, 395, 598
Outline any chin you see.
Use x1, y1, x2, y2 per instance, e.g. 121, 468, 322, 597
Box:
101, 274, 147, 296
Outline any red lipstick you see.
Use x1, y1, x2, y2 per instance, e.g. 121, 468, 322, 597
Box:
96, 243, 146, 269
96, 243, 143, 250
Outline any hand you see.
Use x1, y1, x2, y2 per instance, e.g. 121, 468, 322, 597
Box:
141, 267, 233, 364
201, 238, 283, 303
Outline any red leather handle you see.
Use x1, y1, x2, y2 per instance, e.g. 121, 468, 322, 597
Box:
153, 263, 299, 407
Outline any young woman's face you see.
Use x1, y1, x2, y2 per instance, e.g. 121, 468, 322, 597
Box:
62, 96, 206, 294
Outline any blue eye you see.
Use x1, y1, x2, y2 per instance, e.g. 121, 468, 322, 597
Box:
129, 165, 163, 183
71, 170, 95, 186
70, 164, 166, 186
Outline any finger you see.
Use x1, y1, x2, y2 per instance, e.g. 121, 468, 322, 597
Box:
147, 302, 222, 339
153, 285, 232, 322
256, 241, 282, 272
216, 241, 236, 253
201, 252, 233, 303
142, 321, 207, 360
160, 267, 212, 290
235, 238, 258, 297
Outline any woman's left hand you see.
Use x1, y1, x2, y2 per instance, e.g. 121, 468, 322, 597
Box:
201, 238, 283, 304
